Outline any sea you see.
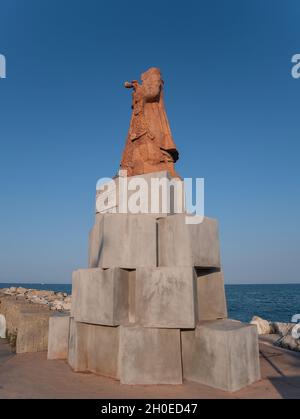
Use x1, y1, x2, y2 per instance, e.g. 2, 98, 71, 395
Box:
0, 283, 299, 323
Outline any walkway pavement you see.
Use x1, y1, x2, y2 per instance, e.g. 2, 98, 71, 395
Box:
0, 339, 299, 399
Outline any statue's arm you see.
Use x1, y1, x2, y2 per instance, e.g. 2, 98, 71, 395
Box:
124, 80, 140, 90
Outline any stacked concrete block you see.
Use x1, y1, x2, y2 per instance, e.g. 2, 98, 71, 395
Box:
68, 319, 120, 378
88, 213, 157, 269
47, 315, 70, 360
71, 268, 130, 326
181, 320, 261, 392
67, 321, 183, 384
158, 214, 221, 268
119, 326, 182, 384
196, 269, 228, 321
135, 267, 197, 328
51, 171, 260, 390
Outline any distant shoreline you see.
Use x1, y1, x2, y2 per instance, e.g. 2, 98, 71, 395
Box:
1, 283, 299, 324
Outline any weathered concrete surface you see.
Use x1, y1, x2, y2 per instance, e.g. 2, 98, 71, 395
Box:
158, 214, 220, 268
0, 293, 52, 353
136, 267, 197, 328
68, 319, 120, 379
182, 320, 261, 392
47, 315, 70, 360
69, 322, 182, 384
68, 318, 88, 372
71, 268, 129, 326
89, 213, 104, 268
89, 214, 157, 269
128, 270, 136, 324
1, 339, 299, 399
119, 325, 182, 385
16, 312, 50, 354
95, 171, 185, 217
196, 269, 227, 321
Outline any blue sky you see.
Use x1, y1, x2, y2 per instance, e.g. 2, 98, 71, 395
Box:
0, 0, 299, 284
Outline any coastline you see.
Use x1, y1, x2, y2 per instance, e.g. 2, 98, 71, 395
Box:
0, 287, 70, 353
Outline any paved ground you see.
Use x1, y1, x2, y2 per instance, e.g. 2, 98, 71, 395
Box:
0, 339, 300, 399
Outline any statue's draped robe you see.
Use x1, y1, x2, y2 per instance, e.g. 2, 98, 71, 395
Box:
120, 80, 179, 177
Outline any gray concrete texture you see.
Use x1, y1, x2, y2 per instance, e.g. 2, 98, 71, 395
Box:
182, 319, 261, 392
135, 267, 197, 328
0, 293, 51, 354
196, 269, 228, 321
68, 321, 183, 385
71, 268, 130, 326
68, 319, 120, 379
47, 315, 70, 360
71, 266, 227, 330
88, 214, 157, 269
119, 325, 182, 385
158, 214, 220, 268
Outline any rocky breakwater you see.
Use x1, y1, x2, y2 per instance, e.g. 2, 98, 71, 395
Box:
251, 316, 300, 353
0, 287, 71, 353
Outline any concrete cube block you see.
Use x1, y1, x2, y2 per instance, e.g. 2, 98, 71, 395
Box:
86, 323, 120, 378
68, 319, 120, 379
136, 267, 197, 328
71, 268, 129, 326
47, 315, 70, 360
181, 320, 261, 392
88, 214, 157, 269
119, 325, 182, 384
16, 312, 50, 354
68, 318, 89, 372
158, 214, 220, 268
89, 213, 104, 268
0, 294, 52, 353
197, 269, 227, 321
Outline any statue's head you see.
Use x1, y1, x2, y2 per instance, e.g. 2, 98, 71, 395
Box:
141, 67, 163, 98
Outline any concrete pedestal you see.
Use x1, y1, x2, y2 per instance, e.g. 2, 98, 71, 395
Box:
55, 171, 261, 391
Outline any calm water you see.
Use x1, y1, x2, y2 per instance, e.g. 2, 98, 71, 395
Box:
1, 283, 299, 323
